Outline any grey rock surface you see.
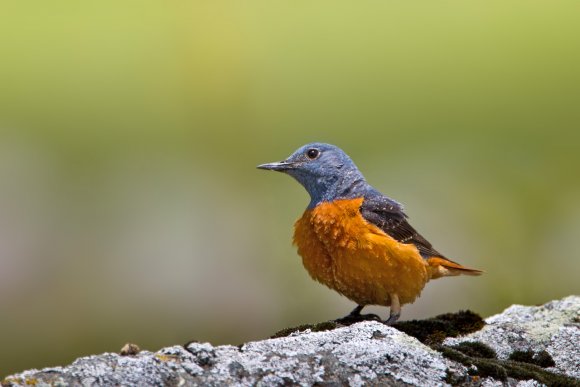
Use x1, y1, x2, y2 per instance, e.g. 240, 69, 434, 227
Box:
2, 323, 454, 386
3, 296, 579, 387
445, 295, 580, 379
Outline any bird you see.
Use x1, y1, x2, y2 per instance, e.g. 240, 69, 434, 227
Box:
258, 142, 482, 324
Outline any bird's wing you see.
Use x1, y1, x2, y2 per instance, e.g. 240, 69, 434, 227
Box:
359, 195, 448, 260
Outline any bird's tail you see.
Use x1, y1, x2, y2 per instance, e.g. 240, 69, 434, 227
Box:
427, 257, 483, 280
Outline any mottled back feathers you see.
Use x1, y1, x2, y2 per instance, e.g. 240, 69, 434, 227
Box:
359, 194, 448, 261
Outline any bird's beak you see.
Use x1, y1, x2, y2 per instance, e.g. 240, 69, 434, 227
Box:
257, 160, 294, 172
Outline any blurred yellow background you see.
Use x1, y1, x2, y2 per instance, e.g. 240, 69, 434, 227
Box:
1, 1, 579, 376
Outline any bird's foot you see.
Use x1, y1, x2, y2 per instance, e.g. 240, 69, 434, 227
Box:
384, 312, 400, 326
334, 312, 381, 325
383, 293, 401, 325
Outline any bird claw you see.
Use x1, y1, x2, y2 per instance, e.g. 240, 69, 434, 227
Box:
384, 312, 401, 326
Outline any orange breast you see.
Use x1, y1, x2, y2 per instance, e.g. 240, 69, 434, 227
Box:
293, 198, 429, 306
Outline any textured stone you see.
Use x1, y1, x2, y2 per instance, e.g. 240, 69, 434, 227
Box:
3, 296, 579, 387
444, 295, 579, 379
2, 323, 454, 386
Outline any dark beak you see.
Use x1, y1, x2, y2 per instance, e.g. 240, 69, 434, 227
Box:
257, 160, 294, 171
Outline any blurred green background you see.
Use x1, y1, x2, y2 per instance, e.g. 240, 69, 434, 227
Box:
1, 1, 579, 377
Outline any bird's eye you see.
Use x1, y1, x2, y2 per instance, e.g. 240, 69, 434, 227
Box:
306, 149, 320, 159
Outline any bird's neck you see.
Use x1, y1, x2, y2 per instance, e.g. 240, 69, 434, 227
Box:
305, 171, 369, 209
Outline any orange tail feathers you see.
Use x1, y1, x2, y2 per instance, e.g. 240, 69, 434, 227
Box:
427, 257, 483, 280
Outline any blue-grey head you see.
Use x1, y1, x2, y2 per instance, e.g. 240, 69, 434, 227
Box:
258, 143, 378, 208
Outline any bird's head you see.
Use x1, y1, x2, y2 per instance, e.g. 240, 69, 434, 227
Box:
258, 143, 368, 207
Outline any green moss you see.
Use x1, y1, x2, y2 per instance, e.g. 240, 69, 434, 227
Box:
509, 350, 556, 368
392, 310, 485, 345
435, 344, 578, 385
271, 321, 340, 338
435, 345, 469, 364
271, 310, 578, 385
471, 358, 508, 380
533, 351, 557, 368
501, 360, 578, 386
450, 342, 497, 359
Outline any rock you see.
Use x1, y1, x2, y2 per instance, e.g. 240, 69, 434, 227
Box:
444, 295, 580, 380
2, 296, 579, 387
2, 324, 454, 386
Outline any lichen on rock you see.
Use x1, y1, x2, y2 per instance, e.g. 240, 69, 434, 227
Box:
2, 296, 579, 386
444, 295, 580, 380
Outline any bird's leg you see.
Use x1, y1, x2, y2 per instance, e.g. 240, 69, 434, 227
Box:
335, 304, 380, 324
384, 294, 401, 325
348, 304, 365, 317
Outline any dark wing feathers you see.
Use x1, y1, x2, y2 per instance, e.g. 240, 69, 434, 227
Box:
359, 195, 446, 259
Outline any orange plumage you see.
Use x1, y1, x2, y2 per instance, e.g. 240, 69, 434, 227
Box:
294, 198, 479, 308
258, 142, 482, 323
